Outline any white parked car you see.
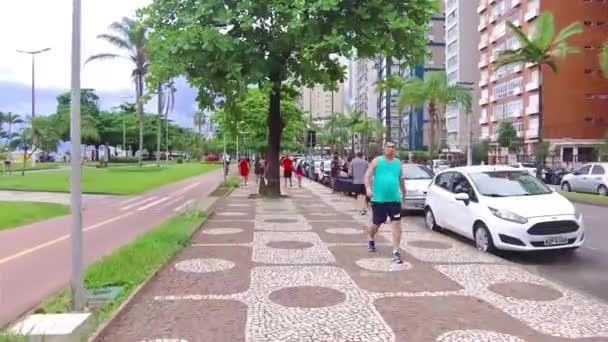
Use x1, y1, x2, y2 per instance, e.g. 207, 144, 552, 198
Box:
431, 159, 450, 173
424, 166, 584, 253
561, 163, 608, 196
510, 162, 537, 176
401, 163, 434, 211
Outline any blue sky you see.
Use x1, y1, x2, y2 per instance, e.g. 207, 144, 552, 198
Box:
0, 0, 199, 128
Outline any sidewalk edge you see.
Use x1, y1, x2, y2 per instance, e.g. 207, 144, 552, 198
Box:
86, 185, 236, 342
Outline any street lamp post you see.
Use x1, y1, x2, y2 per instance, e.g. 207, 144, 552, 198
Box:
69, 0, 85, 311
17, 47, 51, 119
120, 95, 133, 157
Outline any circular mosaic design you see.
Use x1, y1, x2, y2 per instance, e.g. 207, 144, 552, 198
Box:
174, 258, 235, 273
266, 241, 314, 249
437, 330, 525, 342
202, 228, 244, 235
264, 218, 298, 223
325, 228, 362, 235
407, 240, 452, 250
356, 258, 412, 272
488, 281, 563, 301
216, 211, 248, 217
269, 286, 346, 308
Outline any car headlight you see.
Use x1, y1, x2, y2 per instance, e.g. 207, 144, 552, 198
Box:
488, 207, 528, 224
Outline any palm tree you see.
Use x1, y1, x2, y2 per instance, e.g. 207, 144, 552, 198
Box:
354, 116, 385, 157
497, 12, 582, 172
193, 110, 206, 136
86, 17, 149, 166
345, 110, 363, 154
380, 71, 471, 155
2, 112, 23, 147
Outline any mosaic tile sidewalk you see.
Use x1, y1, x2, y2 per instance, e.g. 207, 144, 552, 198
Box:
95, 181, 608, 342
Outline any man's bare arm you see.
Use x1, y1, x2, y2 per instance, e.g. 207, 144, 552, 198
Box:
365, 157, 378, 196
399, 165, 406, 198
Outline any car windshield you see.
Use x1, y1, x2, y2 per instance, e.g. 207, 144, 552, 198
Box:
402, 164, 433, 179
469, 171, 552, 197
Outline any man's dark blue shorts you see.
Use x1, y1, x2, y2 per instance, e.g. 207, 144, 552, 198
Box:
371, 201, 401, 225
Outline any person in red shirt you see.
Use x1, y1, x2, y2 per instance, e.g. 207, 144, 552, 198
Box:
239, 156, 249, 186
281, 155, 293, 187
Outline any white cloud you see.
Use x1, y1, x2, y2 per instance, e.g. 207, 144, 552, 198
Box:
0, 0, 151, 93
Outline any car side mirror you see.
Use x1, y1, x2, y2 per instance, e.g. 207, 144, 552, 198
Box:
455, 192, 470, 204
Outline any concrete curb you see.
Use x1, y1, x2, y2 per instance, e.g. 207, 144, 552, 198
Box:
86, 184, 237, 342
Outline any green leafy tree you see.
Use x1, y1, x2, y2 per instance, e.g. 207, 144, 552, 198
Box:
86, 16, 149, 166
54, 90, 101, 144
601, 41, 608, 78
10, 116, 61, 175
193, 110, 206, 136
472, 140, 490, 165
1, 112, 23, 148
534, 141, 552, 166
496, 121, 519, 163
598, 132, 608, 162
497, 12, 582, 170
354, 116, 385, 157
143, 0, 438, 196
380, 71, 472, 154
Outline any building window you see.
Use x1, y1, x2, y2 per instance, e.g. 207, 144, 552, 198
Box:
494, 77, 523, 99
493, 99, 523, 119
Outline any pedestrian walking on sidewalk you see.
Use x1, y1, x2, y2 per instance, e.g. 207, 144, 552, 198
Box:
295, 162, 304, 188
350, 152, 369, 215
239, 156, 249, 186
254, 155, 264, 185
282, 155, 294, 187
364, 141, 406, 264
330, 154, 340, 193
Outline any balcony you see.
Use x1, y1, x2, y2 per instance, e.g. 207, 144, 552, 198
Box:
479, 115, 489, 124
511, 0, 521, 7
479, 97, 489, 105
478, 37, 489, 50
525, 7, 539, 22
479, 77, 488, 87
490, 74, 498, 83
489, 13, 498, 24
511, 19, 521, 28
526, 103, 539, 115
478, 57, 488, 68
526, 129, 539, 139
513, 64, 523, 73
516, 131, 524, 138
513, 110, 523, 118
489, 0, 496, 4
490, 115, 497, 122
489, 53, 497, 63
477, 0, 487, 13
525, 80, 539, 92
479, 19, 488, 31
513, 87, 522, 96
490, 95, 496, 102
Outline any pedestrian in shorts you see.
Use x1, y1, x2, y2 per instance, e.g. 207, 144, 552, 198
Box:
364, 142, 406, 264
349, 152, 369, 215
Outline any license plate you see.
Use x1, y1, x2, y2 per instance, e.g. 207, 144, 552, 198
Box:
544, 236, 568, 246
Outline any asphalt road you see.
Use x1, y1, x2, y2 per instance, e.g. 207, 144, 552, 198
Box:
0, 169, 224, 327
406, 201, 608, 303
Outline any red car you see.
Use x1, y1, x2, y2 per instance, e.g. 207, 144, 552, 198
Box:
205, 154, 220, 162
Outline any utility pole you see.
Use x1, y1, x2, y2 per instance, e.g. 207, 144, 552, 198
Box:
69, 0, 85, 311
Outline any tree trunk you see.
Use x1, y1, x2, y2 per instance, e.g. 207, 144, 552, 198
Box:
536, 71, 544, 177
136, 75, 144, 166
261, 81, 283, 197
156, 84, 163, 167
429, 102, 436, 155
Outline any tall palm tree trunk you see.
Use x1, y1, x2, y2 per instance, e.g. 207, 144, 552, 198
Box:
136, 75, 144, 166
536, 71, 544, 177
429, 102, 436, 155
156, 83, 162, 167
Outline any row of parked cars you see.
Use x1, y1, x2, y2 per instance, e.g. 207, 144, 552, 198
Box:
291, 156, 349, 186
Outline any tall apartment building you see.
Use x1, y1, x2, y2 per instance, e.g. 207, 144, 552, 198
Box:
350, 58, 379, 119
444, 0, 481, 154
301, 83, 345, 127
396, 13, 446, 150
478, 0, 608, 165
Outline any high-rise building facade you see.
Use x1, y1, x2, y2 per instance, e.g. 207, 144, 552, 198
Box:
350, 58, 379, 119
444, 0, 481, 153
301, 83, 345, 127
396, 13, 446, 151
478, 0, 608, 165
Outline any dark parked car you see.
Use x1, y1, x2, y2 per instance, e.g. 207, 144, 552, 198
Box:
544, 166, 570, 185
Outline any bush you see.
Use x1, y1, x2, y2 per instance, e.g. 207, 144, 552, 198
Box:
224, 176, 240, 189
177, 157, 184, 164
411, 150, 431, 162
109, 157, 139, 164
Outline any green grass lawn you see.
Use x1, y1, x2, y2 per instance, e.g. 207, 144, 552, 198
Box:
0, 201, 70, 231
562, 192, 608, 207
0, 163, 221, 195
37, 211, 205, 337
0, 162, 62, 174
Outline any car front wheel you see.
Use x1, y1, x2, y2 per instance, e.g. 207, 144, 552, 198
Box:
424, 207, 440, 231
598, 185, 608, 197
474, 223, 495, 253
561, 182, 572, 192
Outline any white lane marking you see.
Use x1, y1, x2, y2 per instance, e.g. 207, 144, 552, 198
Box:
120, 196, 158, 211
120, 195, 143, 205
0, 212, 134, 266
159, 196, 184, 209
174, 199, 195, 212
170, 182, 201, 197
136, 197, 171, 211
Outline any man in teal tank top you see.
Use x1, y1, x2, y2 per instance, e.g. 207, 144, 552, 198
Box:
364, 142, 406, 264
